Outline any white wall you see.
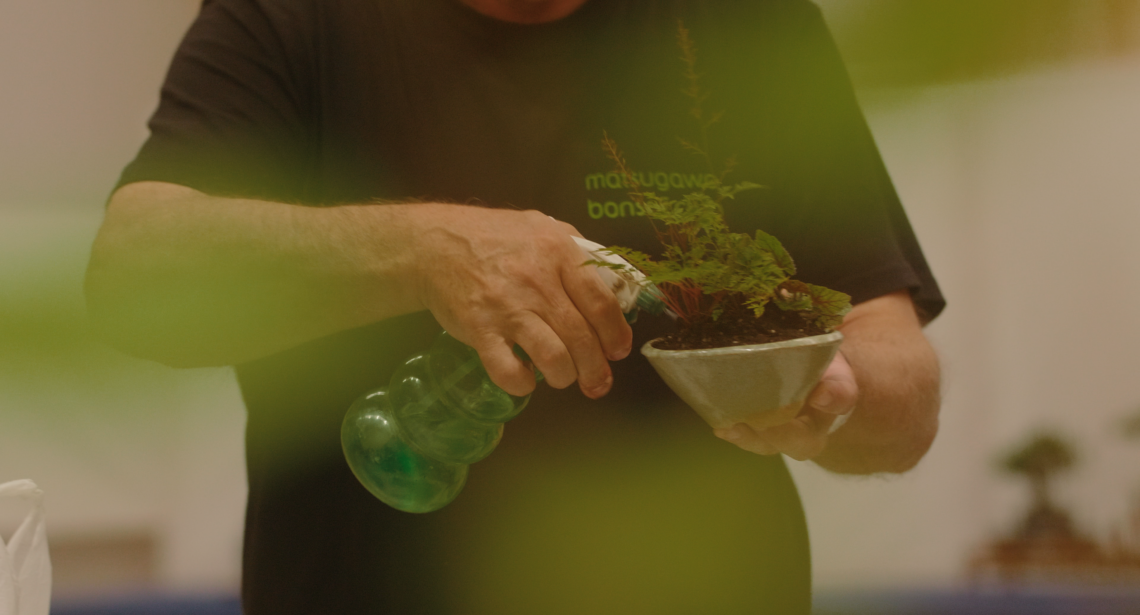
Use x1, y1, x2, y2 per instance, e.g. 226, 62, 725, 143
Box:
790, 56, 1140, 589
0, 0, 246, 595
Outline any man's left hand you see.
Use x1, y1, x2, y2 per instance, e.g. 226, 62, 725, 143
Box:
713, 352, 858, 460
707, 291, 941, 474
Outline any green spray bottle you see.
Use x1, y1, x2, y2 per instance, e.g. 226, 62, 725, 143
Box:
341, 237, 665, 513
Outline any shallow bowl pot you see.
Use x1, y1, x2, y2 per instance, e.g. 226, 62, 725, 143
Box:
641, 331, 843, 430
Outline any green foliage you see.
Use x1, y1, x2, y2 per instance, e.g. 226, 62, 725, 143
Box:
596, 22, 851, 331
1001, 433, 1076, 479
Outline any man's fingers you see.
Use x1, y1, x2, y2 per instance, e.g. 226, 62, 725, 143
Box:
537, 300, 614, 398
419, 208, 627, 399
752, 410, 835, 460
475, 337, 539, 398
714, 424, 778, 455
716, 407, 838, 460
510, 314, 578, 391
561, 251, 633, 362
715, 352, 858, 459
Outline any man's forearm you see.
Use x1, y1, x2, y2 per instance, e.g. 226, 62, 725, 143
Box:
85, 181, 631, 399
812, 293, 941, 474
85, 181, 427, 367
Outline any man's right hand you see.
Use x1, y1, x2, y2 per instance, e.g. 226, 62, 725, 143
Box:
406, 205, 632, 399
88, 184, 631, 393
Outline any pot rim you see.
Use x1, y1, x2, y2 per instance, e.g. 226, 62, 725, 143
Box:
641, 330, 843, 359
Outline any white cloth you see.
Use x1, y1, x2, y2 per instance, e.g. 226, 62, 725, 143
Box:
0, 480, 50, 615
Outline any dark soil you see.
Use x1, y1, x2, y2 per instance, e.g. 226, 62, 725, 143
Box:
652, 308, 828, 350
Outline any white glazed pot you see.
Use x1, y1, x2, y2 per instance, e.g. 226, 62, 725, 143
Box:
641, 331, 843, 430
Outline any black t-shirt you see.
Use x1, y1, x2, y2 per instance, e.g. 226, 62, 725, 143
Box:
119, 0, 944, 613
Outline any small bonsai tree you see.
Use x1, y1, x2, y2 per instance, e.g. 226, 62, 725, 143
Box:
597, 23, 851, 339
1002, 432, 1075, 511
1000, 432, 1079, 542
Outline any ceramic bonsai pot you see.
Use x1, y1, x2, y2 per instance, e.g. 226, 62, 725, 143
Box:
641, 331, 843, 430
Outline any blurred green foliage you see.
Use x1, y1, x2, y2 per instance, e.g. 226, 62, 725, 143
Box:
0, 213, 219, 417
825, 0, 1134, 87
1001, 432, 1076, 479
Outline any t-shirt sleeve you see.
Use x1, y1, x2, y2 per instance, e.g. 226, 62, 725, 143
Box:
116, 0, 316, 203
719, 0, 945, 322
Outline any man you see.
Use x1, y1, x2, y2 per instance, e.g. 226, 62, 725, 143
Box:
86, 0, 942, 612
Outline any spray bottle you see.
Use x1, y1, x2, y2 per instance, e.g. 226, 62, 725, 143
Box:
341, 237, 664, 513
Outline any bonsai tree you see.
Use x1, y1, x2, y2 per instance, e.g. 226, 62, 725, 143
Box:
1002, 433, 1075, 509
597, 23, 851, 348
1000, 432, 1078, 540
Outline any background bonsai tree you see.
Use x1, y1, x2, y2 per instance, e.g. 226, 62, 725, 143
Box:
598, 23, 851, 340
1002, 433, 1075, 509
1000, 432, 1079, 540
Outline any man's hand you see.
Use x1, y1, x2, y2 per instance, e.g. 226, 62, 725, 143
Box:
87, 183, 632, 385
408, 205, 633, 399
713, 351, 858, 460
710, 291, 940, 474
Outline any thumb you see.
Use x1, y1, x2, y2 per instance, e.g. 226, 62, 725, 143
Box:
807, 350, 857, 416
